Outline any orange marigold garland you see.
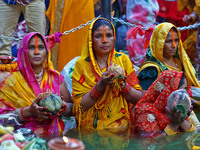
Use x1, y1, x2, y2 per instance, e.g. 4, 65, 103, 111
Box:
0, 62, 17, 72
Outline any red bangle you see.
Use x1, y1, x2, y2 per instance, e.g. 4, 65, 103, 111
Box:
61, 104, 68, 116
89, 84, 104, 100
120, 82, 131, 95
20, 107, 27, 120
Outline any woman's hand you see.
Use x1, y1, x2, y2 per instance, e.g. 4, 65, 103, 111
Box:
183, 14, 196, 24
28, 98, 51, 120
15, 0, 29, 6
167, 107, 187, 131
96, 72, 114, 92
100, 72, 114, 85
57, 96, 73, 116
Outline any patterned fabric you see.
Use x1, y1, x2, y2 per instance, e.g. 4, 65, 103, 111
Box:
72, 18, 141, 131
3, 0, 31, 5
126, 0, 159, 66
138, 22, 200, 89
0, 32, 64, 137
12, 20, 29, 51
135, 70, 196, 136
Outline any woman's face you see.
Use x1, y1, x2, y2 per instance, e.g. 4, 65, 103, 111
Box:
92, 25, 114, 56
163, 30, 179, 58
28, 35, 47, 68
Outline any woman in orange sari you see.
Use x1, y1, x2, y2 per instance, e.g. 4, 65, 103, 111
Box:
0, 32, 73, 137
72, 18, 142, 131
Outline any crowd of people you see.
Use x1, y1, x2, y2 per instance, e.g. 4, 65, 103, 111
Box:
0, 0, 200, 139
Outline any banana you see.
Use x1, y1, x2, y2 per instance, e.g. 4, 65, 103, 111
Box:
0, 126, 14, 135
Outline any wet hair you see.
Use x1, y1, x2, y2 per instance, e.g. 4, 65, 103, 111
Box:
92, 19, 114, 35
170, 27, 178, 33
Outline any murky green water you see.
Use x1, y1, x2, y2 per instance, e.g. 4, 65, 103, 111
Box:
59, 109, 200, 150
64, 109, 200, 150
66, 128, 200, 150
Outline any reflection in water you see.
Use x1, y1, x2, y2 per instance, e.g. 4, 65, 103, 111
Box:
66, 129, 200, 150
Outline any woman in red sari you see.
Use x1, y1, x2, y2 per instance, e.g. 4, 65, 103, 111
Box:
134, 70, 199, 136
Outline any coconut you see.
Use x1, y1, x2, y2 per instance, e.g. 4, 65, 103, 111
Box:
108, 64, 124, 79
38, 93, 63, 115
167, 89, 191, 119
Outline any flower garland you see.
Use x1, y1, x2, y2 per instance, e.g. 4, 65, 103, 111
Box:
0, 62, 17, 72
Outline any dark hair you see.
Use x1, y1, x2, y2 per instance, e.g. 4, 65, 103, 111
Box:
171, 27, 178, 33
92, 19, 114, 35
29, 33, 47, 52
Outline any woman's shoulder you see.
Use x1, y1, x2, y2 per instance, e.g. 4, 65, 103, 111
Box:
138, 67, 158, 90
139, 61, 161, 74
138, 66, 158, 79
115, 51, 129, 59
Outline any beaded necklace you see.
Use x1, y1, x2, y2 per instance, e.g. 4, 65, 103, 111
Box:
35, 69, 43, 79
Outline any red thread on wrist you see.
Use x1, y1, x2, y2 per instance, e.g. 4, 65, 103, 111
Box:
20, 107, 27, 120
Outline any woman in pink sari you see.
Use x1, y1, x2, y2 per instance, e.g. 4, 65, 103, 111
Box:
0, 32, 73, 137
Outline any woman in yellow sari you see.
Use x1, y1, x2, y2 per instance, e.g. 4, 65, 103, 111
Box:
0, 32, 73, 137
138, 22, 199, 90
72, 18, 142, 131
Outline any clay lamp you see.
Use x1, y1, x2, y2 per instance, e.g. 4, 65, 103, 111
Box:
48, 136, 85, 150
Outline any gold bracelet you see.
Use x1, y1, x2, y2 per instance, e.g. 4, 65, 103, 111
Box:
185, 123, 196, 132
164, 125, 178, 136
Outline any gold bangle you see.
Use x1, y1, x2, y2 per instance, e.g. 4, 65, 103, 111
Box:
185, 123, 196, 132
164, 125, 178, 135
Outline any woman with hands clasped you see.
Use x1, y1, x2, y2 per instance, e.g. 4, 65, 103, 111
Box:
72, 18, 142, 131
0, 32, 73, 137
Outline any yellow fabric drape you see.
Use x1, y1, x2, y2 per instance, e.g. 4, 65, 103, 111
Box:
0, 72, 36, 108
0, 69, 54, 108
140, 22, 200, 87
72, 18, 141, 131
46, 0, 95, 71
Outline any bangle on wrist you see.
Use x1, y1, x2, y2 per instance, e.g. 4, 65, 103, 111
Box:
185, 123, 196, 132
62, 103, 73, 116
120, 82, 131, 95
14, 107, 27, 123
164, 124, 178, 135
89, 84, 104, 100
20, 107, 27, 120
